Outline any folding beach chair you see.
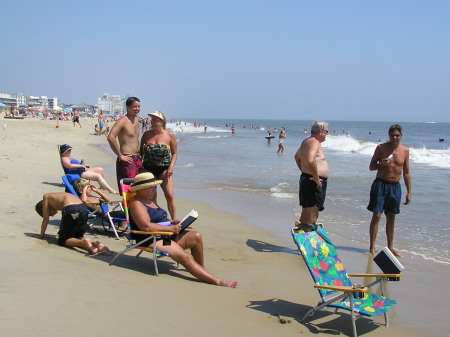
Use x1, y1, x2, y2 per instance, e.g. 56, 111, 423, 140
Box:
61, 175, 126, 240
109, 178, 174, 276
291, 225, 402, 337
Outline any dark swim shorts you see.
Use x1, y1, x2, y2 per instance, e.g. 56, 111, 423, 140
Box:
299, 173, 328, 211
367, 178, 401, 214
116, 154, 143, 193
58, 204, 89, 246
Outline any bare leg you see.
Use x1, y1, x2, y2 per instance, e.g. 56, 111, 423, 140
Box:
155, 239, 237, 288
299, 206, 319, 231
82, 169, 118, 194
369, 212, 382, 255
176, 231, 205, 267
386, 213, 404, 257
160, 171, 176, 219
64, 237, 98, 254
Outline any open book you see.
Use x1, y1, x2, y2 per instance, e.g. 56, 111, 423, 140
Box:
373, 247, 405, 274
179, 209, 198, 231
157, 209, 198, 232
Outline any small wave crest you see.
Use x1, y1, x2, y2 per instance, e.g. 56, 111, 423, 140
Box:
270, 182, 296, 199
178, 163, 195, 168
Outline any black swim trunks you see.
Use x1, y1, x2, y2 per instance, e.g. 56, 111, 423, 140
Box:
58, 204, 89, 246
367, 178, 401, 214
299, 173, 328, 211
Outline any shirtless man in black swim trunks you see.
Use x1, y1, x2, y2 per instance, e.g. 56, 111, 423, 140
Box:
72, 108, 82, 128
294, 121, 330, 228
368, 124, 411, 257
34, 192, 111, 255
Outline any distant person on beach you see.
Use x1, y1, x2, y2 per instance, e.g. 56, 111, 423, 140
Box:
72, 108, 81, 128
367, 124, 411, 258
128, 172, 237, 288
140, 111, 178, 219
294, 121, 330, 229
34, 192, 111, 255
60, 144, 118, 194
98, 111, 106, 134
107, 97, 143, 194
277, 129, 286, 153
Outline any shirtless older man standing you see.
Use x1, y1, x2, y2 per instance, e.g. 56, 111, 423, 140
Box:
368, 124, 411, 257
294, 121, 330, 228
107, 97, 143, 194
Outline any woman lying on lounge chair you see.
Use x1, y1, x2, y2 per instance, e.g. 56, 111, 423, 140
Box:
129, 172, 237, 288
60, 144, 118, 194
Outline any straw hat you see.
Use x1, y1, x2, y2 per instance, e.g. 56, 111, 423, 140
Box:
59, 144, 73, 156
130, 172, 162, 191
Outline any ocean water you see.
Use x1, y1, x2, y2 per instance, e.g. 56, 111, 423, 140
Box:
166, 119, 450, 265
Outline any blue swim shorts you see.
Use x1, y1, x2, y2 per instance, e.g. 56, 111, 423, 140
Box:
367, 178, 401, 214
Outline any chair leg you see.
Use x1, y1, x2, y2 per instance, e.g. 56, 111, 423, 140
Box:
349, 296, 358, 337
109, 236, 154, 266
152, 237, 159, 276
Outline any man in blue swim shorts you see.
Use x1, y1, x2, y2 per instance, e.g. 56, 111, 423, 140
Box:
368, 124, 411, 258
294, 121, 330, 229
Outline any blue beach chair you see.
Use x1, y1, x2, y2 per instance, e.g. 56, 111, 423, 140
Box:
291, 225, 402, 337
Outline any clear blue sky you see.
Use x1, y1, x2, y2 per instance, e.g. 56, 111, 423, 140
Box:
2, 0, 449, 122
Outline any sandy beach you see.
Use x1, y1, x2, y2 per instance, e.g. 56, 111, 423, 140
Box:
0, 117, 432, 337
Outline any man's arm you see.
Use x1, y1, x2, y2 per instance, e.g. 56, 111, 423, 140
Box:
403, 148, 411, 205
294, 147, 302, 170
107, 118, 124, 158
37, 194, 51, 238
369, 145, 382, 171
306, 140, 321, 187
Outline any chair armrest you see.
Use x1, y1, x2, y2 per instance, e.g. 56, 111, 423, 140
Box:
314, 285, 368, 293
108, 199, 123, 204
85, 201, 100, 206
127, 230, 172, 236
348, 273, 403, 278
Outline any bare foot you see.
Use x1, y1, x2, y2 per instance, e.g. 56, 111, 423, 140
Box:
389, 248, 404, 258
109, 190, 119, 195
93, 241, 112, 255
82, 238, 99, 254
369, 248, 376, 255
219, 280, 238, 288
118, 223, 128, 231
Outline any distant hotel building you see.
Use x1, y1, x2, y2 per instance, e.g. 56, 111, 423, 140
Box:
97, 93, 123, 114
0, 92, 58, 108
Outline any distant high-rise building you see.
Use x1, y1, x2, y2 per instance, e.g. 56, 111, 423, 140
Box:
98, 93, 123, 114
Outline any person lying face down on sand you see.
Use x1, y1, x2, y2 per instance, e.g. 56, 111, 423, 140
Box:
59, 144, 119, 195
73, 178, 127, 231
129, 172, 238, 288
34, 192, 111, 255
